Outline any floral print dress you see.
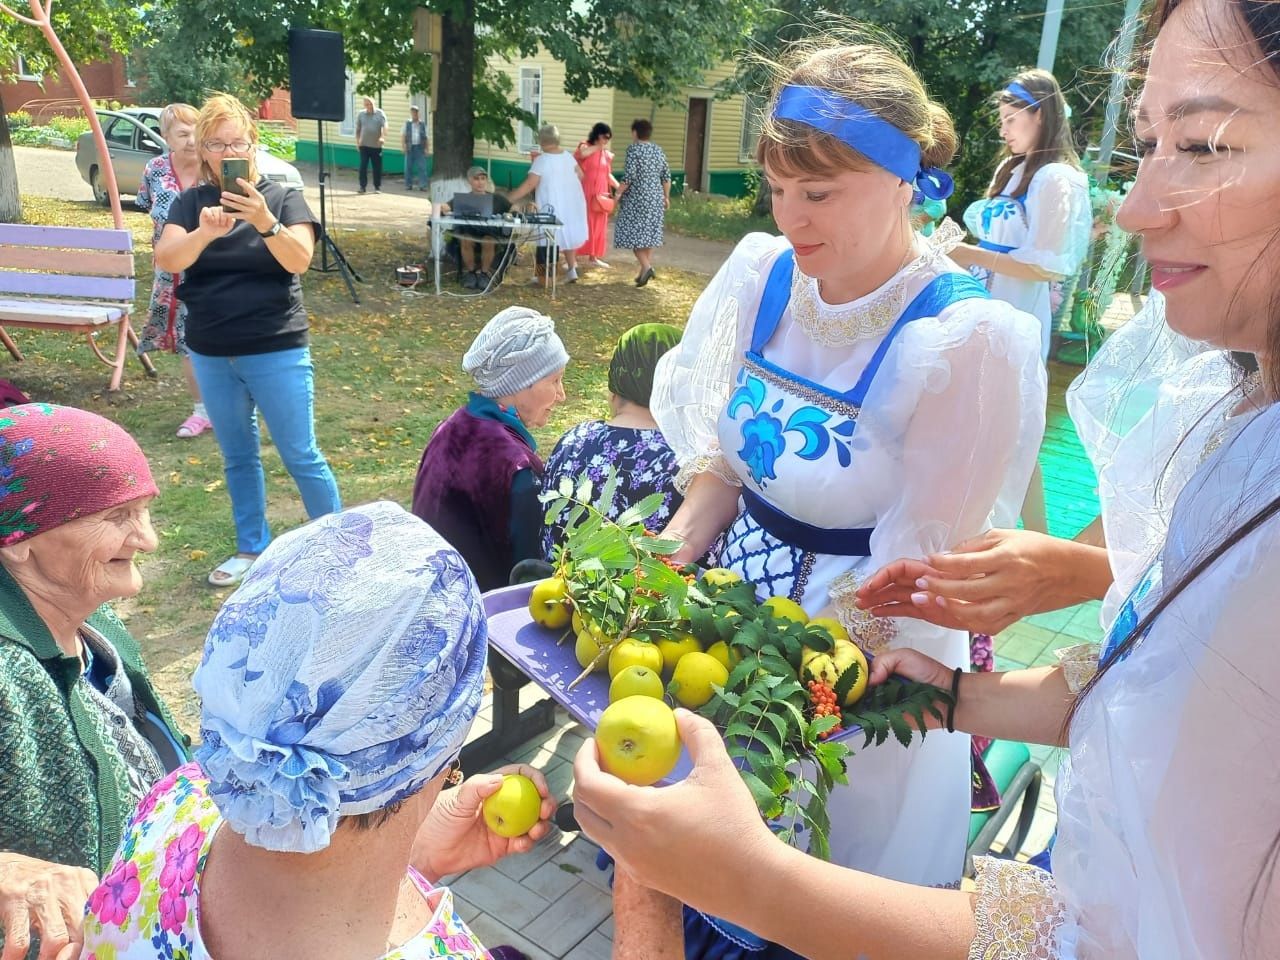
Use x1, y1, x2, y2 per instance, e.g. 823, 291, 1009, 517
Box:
540, 420, 683, 559
82, 764, 492, 960
136, 155, 192, 356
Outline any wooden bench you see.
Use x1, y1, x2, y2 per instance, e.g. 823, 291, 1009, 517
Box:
0, 223, 156, 391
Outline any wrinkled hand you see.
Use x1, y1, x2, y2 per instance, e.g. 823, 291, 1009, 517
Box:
573, 710, 775, 902
0, 852, 97, 960
197, 203, 236, 240
856, 529, 1076, 636
217, 179, 274, 233
412, 765, 557, 881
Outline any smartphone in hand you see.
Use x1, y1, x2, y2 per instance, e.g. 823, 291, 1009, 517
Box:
220, 158, 250, 210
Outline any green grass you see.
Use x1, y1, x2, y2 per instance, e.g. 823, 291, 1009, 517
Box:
666, 191, 775, 245
12, 196, 707, 730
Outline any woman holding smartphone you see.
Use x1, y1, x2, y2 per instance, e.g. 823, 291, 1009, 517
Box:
155, 93, 341, 588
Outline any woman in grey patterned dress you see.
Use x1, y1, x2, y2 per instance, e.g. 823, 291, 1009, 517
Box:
613, 118, 671, 286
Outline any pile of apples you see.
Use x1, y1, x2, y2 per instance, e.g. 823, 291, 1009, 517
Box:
528, 565, 869, 715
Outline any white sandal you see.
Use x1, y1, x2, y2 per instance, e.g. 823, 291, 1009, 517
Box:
208, 554, 256, 587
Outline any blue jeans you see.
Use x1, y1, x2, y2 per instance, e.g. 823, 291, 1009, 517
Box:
405, 143, 428, 189
189, 346, 341, 554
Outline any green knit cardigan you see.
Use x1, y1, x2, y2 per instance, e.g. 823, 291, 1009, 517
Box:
0, 567, 189, 874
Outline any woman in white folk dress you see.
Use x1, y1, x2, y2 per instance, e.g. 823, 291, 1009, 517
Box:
576, 1, 1280, 957
648, 35, 1046, 945
951, 69, 1093, 531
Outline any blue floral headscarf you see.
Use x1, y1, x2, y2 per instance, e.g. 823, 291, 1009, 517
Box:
193, 501, 488, 853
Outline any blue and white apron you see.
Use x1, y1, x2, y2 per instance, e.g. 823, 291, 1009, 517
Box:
713, 247, 986, 885
964, 179, 1059, 360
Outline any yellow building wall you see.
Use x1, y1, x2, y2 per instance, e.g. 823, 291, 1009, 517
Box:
475, 50, 616, 173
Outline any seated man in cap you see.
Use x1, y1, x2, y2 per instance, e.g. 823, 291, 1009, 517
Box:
412, 306, 568, 590
439, 166, 512, 290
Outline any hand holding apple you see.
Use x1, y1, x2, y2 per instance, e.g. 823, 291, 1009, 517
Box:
411, 763, 557, 880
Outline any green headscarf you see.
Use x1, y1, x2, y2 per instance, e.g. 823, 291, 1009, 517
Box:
608, 322, 682, 408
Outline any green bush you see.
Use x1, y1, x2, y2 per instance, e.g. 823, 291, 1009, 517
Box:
47, 115, 90, 140
258, 125, 297, 162
7, 111, 34, 130
666, 192, 775, 245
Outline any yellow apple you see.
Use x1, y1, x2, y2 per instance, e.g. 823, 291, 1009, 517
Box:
609, 665, 666, 702
670, 651, 730, 709
481, 774, 543, 838
705, 640, 739, 672
529, 577, 572, 629
762, 596, 808, 625
575, 630, 605, 671
608, 638, 663, 678
701, 567, 743, 587
807, 617, 851, 644
655, 633, 701, 673
595, 696, 682, 786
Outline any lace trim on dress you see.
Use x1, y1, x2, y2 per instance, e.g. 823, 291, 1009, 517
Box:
829, 571, 898, 654
968, 857, 1067, 960
789, 220, 966, 348
675, 452, 741, 494
1056, 642, 1100, 695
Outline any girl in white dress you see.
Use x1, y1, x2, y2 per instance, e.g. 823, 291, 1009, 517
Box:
650, 37, 1046, 903
951, 69, 1094, 531
507, 124, 590, 282
573, 1, 1280, 956
952, 69, 1093, 362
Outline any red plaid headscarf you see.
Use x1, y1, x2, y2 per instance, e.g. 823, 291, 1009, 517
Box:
0, 404, 158, 546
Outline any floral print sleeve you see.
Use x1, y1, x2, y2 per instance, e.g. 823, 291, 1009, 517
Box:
541, 421, 685, 559
83, 763, 218, 960
83, 763, 493, 960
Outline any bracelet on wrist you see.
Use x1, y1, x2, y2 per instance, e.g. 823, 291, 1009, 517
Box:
946, 666, 963, 733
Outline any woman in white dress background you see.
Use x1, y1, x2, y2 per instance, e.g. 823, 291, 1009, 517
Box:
951, 69, 1093, 531
508, 124, 589, 283
575, 1, 1280, 957
650, 35, 1046, 899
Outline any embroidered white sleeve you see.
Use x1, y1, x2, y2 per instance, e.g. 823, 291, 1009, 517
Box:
969, 857, 1067, 960
650, 233, 787, 487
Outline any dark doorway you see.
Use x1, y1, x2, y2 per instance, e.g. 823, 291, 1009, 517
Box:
684, 97, 710, 193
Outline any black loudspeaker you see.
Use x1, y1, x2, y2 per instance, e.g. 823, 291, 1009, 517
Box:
289, 28, 345, 121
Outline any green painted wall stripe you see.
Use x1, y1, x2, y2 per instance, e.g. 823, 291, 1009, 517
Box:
296, 141, 755, 198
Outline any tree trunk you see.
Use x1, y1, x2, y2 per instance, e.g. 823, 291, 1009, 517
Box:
751, 178, 771, 218
434, 0, 476, 183
0, 88, 23, 223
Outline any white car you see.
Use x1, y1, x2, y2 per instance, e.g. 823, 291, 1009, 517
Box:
75, 107, 305, 205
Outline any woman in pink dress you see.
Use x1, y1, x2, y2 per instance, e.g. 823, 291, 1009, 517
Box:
574, 122, 618, 269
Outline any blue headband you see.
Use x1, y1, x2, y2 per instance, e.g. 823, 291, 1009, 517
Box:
772, 84, 954, 201
1005, 82, 1041, 108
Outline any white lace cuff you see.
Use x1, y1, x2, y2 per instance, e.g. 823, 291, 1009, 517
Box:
1056, 642, 1100, 694
829, 571, 898, 655
674, 453, 741, 495
969, 857, 1067, 960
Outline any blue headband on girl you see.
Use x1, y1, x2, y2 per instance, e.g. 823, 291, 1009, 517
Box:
772, 85, 954, 201
1005, 82, 1041, 108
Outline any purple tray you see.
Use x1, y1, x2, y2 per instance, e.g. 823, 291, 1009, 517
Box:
482, 582, 860, 784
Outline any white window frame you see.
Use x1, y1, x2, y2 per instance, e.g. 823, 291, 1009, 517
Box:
517, 66, 542, 154
739, 93, 763, 163
339, 73, 356, 137
410, 91, 429, 141
16, 55, 39, 81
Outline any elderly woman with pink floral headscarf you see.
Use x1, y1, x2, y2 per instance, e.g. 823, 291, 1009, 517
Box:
0, 403, 187, 960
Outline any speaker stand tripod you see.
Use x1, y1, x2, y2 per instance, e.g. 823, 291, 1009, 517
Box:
312, 120, 362, 303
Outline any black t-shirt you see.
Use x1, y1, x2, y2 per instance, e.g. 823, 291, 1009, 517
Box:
166, 180, 320, 357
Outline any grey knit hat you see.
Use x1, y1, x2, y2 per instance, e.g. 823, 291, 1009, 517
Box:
462, 306, 569, 398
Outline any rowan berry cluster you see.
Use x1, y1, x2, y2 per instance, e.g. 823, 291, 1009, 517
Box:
807, 679, 844, 739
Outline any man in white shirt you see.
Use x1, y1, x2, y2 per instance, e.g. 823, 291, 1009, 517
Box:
402, 106, 429, 192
